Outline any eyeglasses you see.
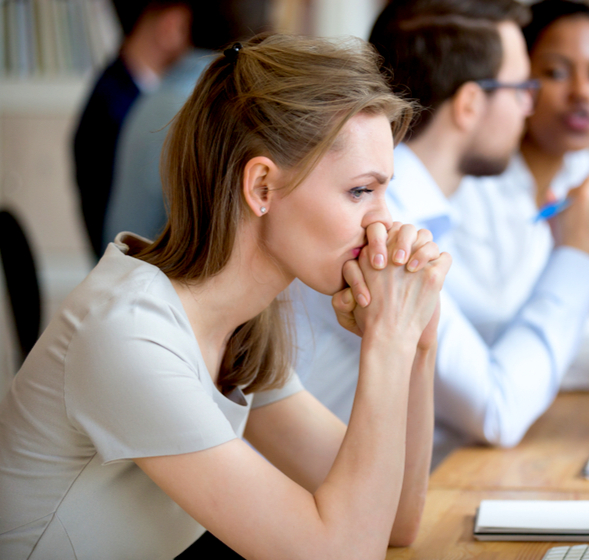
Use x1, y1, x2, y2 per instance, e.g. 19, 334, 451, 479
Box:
475, 78, 541, 108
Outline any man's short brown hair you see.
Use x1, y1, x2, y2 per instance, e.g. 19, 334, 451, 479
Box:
369, 0, 530, 138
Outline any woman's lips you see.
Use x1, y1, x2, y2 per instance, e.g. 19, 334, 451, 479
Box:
351, 246, 364, 259
563, 108, 589, 132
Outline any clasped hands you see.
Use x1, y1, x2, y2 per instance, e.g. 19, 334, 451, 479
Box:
332, 222, 452, 350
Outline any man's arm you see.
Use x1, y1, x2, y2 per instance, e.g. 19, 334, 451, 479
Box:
436, 179, 589, 446
435, 245, 589, 447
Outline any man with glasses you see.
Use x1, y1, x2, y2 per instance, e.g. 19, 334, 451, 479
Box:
294, 0, 589, 466
476, 78, 541, 103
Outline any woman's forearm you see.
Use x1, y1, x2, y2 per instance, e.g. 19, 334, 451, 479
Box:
313, 330, 418, 559
389, 344, 436, 546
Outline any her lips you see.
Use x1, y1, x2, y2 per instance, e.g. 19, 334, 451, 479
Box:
563, 108, 589, 132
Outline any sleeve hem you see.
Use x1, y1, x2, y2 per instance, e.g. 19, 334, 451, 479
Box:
101, 434, 238, 465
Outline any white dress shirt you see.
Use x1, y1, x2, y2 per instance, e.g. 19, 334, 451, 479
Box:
294, 144, 589, 467
450, 149, 589, 390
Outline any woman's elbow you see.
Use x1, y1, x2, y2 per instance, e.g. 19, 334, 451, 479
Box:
388, 518, 421, 548
389, 532, 418, 548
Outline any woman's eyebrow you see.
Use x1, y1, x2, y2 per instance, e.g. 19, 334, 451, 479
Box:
536, 52, 574, 66
351, 171, 391, 184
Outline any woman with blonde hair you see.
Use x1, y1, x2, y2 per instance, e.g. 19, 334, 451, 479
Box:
0, 34, 450, 559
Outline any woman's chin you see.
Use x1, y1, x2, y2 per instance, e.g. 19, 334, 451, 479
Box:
297, 275, 346, 297
564, 134, 589, 152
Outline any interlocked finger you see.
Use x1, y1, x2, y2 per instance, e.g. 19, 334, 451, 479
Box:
365, 222, 389, 270
388, 223, 418, 265
342, 258, 370, 308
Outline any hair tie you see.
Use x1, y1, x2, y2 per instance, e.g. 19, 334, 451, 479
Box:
224, 43, 242, 63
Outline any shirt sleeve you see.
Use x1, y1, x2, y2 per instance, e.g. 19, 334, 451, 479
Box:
435, 246, 589, 447
63, 292, 238, 464
251, 369, 304, 409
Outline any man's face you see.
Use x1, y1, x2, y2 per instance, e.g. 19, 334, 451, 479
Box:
460, 20, 532, 176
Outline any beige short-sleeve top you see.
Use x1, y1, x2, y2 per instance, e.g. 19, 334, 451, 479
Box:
0, 235, 302, 560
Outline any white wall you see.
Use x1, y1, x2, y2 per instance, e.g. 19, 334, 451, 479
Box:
0, 79, 94, 399
313, 0, 385, 39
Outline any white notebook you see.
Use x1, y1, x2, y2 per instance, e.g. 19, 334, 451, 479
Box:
474, 500, 589, 541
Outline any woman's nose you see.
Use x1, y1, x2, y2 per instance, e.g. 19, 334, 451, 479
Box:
366, 196, 393, 232
570, 69, 589, 102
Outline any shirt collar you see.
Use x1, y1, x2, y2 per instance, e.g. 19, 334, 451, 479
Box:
133, 66, 161, 93
553, 149, 589, 198
387, 143, 459, 242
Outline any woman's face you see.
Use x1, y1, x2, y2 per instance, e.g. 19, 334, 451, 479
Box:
262, 112, 395, 295
526, 15, 589, 155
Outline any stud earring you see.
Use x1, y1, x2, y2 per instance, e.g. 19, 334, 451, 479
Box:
260, 207, 267, 214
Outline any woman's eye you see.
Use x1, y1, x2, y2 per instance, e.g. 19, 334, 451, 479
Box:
543, 67, 569, 81
350, 187, 373, 200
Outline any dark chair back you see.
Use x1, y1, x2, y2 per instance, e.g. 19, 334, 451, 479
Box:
0, 209, 42, 361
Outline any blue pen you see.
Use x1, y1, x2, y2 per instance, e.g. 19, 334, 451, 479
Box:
533, 197, 572, 222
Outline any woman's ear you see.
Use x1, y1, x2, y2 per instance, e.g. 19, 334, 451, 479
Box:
242, 156, 282, 217
451, 81, 486, 133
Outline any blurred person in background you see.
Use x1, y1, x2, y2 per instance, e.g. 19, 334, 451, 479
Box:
102, 0, 270, 251
74, 0, 199, 260
449, 0, 589, 391
293, 0, 589, 468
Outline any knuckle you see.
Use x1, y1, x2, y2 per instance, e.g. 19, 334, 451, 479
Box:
418, 228, 434, 242
426, 242, 440, 258
331, 292, 343, 308
424, 265, 443, 288
342, 259, 356, 278
400, 223, 417, 236
333, 299, 353, 315
416, 241, 439, 258
426, 270, 440, 288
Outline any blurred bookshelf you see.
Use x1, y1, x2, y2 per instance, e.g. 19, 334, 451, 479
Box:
1, 0, 120, 80
0, 0, 120, 111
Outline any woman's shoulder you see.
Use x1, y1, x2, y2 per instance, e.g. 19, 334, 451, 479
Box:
42, 237, 197, 375
75, 238, 186, 323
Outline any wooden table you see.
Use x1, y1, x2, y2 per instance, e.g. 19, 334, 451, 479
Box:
430, 392, 589, 491
386, 392, 589, 559
386, 489, 589, 560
